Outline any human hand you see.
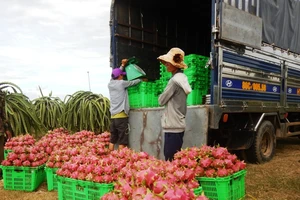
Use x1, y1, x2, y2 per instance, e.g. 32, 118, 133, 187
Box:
121, 59, 128, 67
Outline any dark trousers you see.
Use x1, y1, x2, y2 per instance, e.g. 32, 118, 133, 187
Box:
110, 117, 129, 145
164, 132, 184, 161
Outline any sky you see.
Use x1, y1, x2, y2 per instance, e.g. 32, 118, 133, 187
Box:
0, 0, 112, 100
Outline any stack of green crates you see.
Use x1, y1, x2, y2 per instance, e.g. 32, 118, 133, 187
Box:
128, 82, 160, 108
159, 63, 172, 92
128, 82, 146, 108
184, 54, 210, 105
128, 54, 210, 108
149, 81, 160, 107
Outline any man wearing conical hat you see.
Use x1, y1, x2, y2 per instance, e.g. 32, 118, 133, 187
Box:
158, 47, 192, 161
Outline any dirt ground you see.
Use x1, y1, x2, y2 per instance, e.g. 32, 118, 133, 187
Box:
244, 137, 300, 200
1, 137, 299, 200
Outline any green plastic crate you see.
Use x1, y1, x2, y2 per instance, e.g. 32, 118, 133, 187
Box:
232, 170, 247, 200
184, 54, 209, 67
0, 165, 46, 191
187, 89, 203, 105
128, 81, 161, 108
57, 175, 114, 200
4, 149, 13, 160
194, 186, 203, 196
45, 167, 59, 191
197, 175, 232, 200
196, 170, 247, 200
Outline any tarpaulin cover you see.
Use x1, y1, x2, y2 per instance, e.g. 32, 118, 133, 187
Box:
260, 0, 300, 54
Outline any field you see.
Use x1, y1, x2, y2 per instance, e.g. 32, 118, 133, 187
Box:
0, 137, 299, 200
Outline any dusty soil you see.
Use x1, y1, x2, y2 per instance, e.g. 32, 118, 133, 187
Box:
0, 181, 57, 200
244, 137, 300, 200
1, 137, 299, 200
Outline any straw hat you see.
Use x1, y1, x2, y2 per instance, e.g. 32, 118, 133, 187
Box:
157, 47, 187, 69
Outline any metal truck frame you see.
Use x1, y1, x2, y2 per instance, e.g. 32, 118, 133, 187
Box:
109, 0, 300, 163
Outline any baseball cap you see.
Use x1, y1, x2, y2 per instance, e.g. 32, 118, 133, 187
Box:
112, 68, 126, 79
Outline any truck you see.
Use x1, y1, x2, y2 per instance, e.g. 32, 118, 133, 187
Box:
109, 0, 300, 163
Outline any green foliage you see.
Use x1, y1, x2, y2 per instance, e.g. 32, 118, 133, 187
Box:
0, 81, 23, 93
32, 86, 65, 131
0, 82, 45, 136
62, 91, 111, 133
4, 92, 45, 137
0, 82, 111, 136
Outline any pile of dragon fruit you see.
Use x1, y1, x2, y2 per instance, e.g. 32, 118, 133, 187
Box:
173, 145, 246, 178
1, 128, 247, 200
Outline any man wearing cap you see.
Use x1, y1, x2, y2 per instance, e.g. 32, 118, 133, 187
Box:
107, 59, 142, 151
157, 47, 192, 161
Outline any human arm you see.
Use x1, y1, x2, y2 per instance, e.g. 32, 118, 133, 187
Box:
122, 79, 142, 88
158, 80, 176, 106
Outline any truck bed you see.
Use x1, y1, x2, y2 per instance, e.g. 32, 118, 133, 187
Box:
110, 0, 211, 80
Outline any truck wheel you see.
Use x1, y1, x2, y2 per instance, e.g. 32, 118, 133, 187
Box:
245, 120, 276, 163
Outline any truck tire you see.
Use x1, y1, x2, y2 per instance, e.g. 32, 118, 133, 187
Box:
245, 120, 276, 163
